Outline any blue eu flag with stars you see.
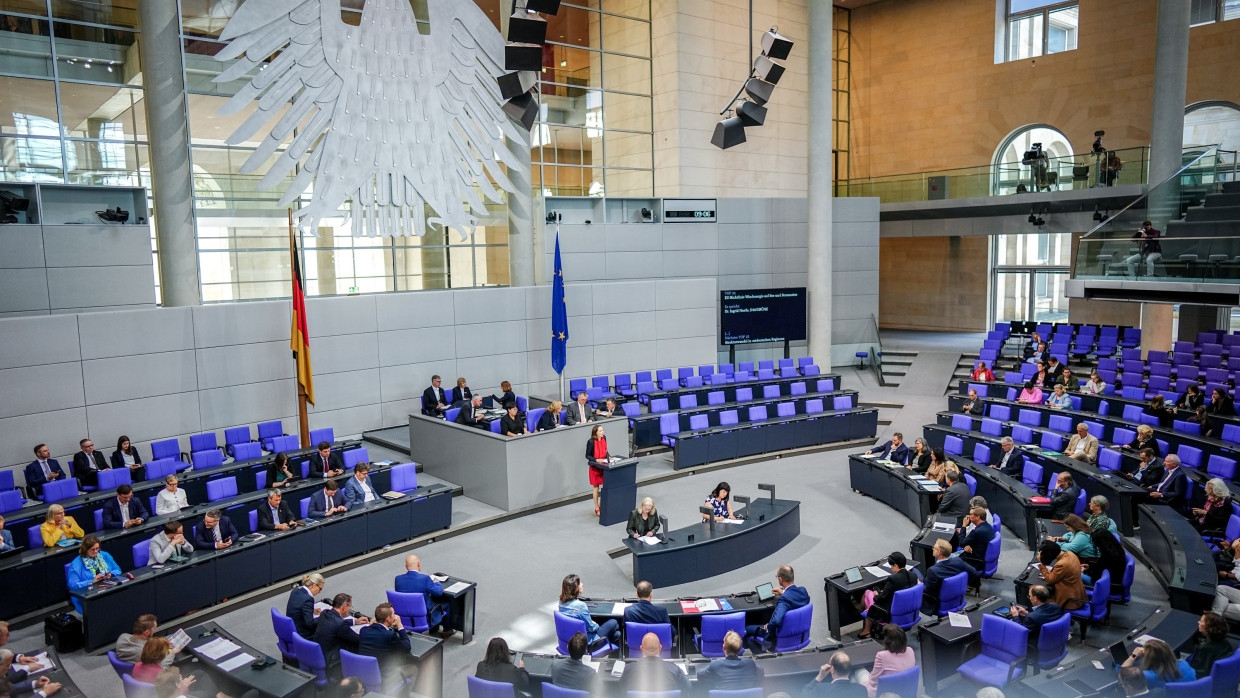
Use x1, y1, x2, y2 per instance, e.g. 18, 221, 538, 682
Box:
551, 229, 569, 374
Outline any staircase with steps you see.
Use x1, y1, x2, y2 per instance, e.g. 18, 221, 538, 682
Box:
947, 352, 979, 394
880, 350, 915, 387
1163, 180, 1240, 272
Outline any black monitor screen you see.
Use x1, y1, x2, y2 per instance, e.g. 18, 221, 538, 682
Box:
720, 288, 807, 346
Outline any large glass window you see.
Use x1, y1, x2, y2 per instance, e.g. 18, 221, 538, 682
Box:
992, 233, 1072, 324
1191, 0, 1240, 25
1005, 1, 1077, 62
992, 125, 1075, 195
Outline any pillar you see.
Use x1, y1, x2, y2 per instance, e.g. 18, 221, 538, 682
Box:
137, 0, 200, 306
1146, 0, 1191, 230
1140, 303, 1174, 354
1177, 304, 1230, 342
500, 0, 536, 288
806, 0, 833, 367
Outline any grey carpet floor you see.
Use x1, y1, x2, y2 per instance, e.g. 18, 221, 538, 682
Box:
6, 338, 1170, 697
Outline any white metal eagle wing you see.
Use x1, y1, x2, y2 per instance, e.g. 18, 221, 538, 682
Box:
215, 0, 526, 238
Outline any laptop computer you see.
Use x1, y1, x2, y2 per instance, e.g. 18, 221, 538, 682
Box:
1107, 640, 1130, 666
844, 567, 863, 584
755, 582, 775, 602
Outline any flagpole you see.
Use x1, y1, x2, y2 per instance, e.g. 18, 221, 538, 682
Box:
556, 223, 565, 400
290, 210, 310, 449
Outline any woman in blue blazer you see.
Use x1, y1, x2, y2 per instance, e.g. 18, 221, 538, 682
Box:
66, 536, 122, 613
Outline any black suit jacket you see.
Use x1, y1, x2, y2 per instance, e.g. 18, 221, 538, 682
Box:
1153, 467, 1189, 508
100, 496, 149, 529
24, 458, 66, 494
1133, 462, 1166, 488
623, 599, 672, 625
938, 482, 971, 519
456, 404, 486, 428
72, 451, 108, 477
550, 658, 602, 693
961, 521, 994, 569
994, 448, 1025, 478
257, 500, 297, 530
308, 451, 344, 478
421, 386, 448, 415
191, 515, 239, 549
109, 449, 142, 468
312, 608, 360, 666
451, 386, 472, 405
286, 585, 318, 638
1050, 484, 1080, 519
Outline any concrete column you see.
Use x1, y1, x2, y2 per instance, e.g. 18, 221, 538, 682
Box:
1176, 304, 1229, 342
500, 0, 535, 288
315, 227, 336, 293
1140, 302, 1174, 354
1146, 0, 1191, 229
137, 0, 200, 306
806, 1, 833, 368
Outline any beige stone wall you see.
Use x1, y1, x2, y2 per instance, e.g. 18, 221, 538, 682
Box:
848, 0, 1240, 179
651, 0, 810, 197
879, 235, 990, 332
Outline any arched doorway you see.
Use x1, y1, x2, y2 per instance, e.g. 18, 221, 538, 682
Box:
993, 125, 1075, 195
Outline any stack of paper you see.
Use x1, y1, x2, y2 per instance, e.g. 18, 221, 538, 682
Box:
948, 613, 972, 628
198, 637, 241, 660
445, 581, 471, 594
218, 653, 256, 672
695, 598, 720, 611
611, 603, 631, 615
22, 652, 54, 674
863, 566, 890, 578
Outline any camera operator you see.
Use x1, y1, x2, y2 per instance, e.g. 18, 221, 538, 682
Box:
1125, 220, 1162, 277
1105, 151, 1122, 186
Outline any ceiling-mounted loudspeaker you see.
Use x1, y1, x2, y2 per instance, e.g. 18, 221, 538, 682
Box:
503, 92, 540, 130
508, 11, 547, 44
505, 43, 543, 71
743, 77, 775, 106
524, 0, 562, 14
761, 29, 794, 60
736, 100, 767, 127
711, 116, 747, 150
497, 70, 538, 100
754, 54, 785, 85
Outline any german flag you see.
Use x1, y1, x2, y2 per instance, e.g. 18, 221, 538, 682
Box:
290, 230, 315, 406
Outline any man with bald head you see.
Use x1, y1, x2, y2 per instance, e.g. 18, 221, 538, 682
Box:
618, 633, 689, 694
393, 554, 453, 637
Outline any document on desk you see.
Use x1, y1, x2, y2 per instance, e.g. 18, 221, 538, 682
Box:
314, 601, 333, 614
611, 603, 631, 615
217, 653, 256, 673
714, 518, 745, 525
695, 598, 720, 612
948, 612, 972, 629
921, 483, 943, 492
445, 581, 472, 594
430, 574, 450, 583
22, 652, 54, 674
932, 522, 955, 533
198, 637, 241, 660
863, 566, 890, 578
636, 535, 661, 545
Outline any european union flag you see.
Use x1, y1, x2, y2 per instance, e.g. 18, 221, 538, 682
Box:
551, 229, 569, 374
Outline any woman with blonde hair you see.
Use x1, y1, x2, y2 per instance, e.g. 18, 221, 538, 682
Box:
627, 497, 660, 539
1192, 479, 1232, 533
1121, 637, 1195, 687
537, 401, 563, 431
1122, 424, 1159, 456
40, 504, 83, 547
286, 572, 327, 638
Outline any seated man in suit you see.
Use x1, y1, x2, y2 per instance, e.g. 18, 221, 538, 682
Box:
1009, 585, 1063, 645
455, 396, 488, 429
71, 438, 110, 489
624, 581, 671, 626
100, 484, 148, 530
959, 507, 994, 572
450, 377, 472, 406
25, 443, 66, 499
421, 375, 448, 417
1126, 448, 1165, 487
550, 632, 602, 694
308, 442, 344, 479
309, 480, 349, 518
1049, 471, 1081, 521
312, 593, 369, 674
597, 398, 623, 419
863, 432, 908, 465
802, 651, 866, 697
937, 470, 972, 520
618, 633, 689, 694
922, 539, 977, 614
192, 509, 238, 550
257, 489, 300, 531
343, 464, 380, 507
1063, 423, 1099, 463
394, 554, 453, 636
565, 391, 595, 426
990, 437, 1025, 478
1149, 453, 1188, 508
744, 565, 809, 652
697, 630, 763, 691
358, 602, 413, 694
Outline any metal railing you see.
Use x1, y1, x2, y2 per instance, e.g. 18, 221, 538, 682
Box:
869, 313, 887, 387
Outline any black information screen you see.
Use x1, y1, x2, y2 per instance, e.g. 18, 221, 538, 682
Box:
720, 288, 807, 346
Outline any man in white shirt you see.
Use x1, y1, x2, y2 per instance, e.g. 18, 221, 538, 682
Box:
1062, 423, 1098, 463
565, 392, 595, 426
343, 464, 380, 506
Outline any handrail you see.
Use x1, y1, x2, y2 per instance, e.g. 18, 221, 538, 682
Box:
868, 313, 886, 387
1080, 145, 1221, 239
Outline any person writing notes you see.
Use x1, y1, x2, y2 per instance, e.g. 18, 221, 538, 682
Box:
703, 481, 736, 521
627, 497, 660, 539
864, 432, 908, 464
586, 424, 611, 516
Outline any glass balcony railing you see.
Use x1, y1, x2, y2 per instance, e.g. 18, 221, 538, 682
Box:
1073, 145, 1240, 283
837, 145, 1239, 204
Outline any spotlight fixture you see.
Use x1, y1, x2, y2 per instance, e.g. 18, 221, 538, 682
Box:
711, 26, 794, 149
524, 0, 561, 14
504, 43, 542, 71
1092, 205, 1109, 222
499, 1, 562, 131
1028, 208, 1045, 227
497, 70, 537, 100
502, 91, 539, 131
507, 10, 547, 45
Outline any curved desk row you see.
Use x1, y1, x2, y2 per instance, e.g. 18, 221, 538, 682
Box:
1, 439, 365, 551
640, 373, 841, 408
630, 388, 856, 449
624, 498, 800, 587
71, 483, 453, 651
0, 460, 414, 620
673, 407, 877, 469
923, 422, 1145, 536
578, 591, 778, 656
1138, 503, 1218, 613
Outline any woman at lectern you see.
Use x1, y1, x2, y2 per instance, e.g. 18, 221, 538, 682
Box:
627, 497, 660, 539
702, 482, 736, 521
586, 425, 610, 516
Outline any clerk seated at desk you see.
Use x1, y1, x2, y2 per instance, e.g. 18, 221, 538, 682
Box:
257, 489, 299, 531
394, 554, 453, 637
309, 479, 349, 518
192, 509, 238, 550
148, 521, 194, 564
627, 497, 661, 540
450, 377, 473, 406
624, 581, 671, 625
921, 539, 977, 615
309, 442, 344, 479
66, 535, 122, 613
864, 433, 907, 465
343, 464, 380, 506
703, 482, 737, 522
491, 381, 517, 411
101, 484, 148, 530
455, 396, 488, 429
743, 565, 809, 653
500, 403, 526, 437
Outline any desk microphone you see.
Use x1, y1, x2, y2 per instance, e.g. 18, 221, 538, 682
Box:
198, 628, 216, 639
